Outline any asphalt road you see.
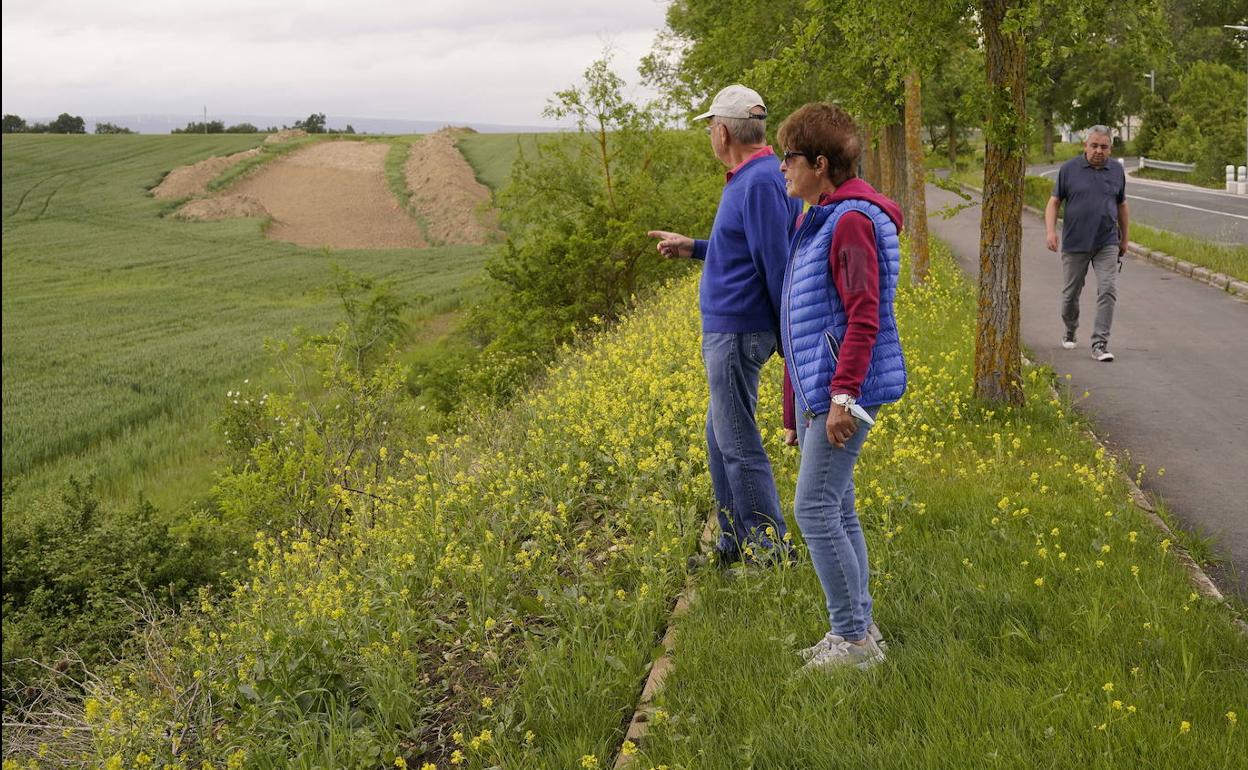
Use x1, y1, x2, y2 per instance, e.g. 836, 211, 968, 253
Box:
1028, 157, 1248, 246
926, 183, 1248, 599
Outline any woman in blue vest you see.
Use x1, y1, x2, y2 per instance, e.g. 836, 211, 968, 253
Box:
777, 103, 907, 671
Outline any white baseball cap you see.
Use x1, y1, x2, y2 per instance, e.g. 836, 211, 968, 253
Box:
694, 84, 767, 121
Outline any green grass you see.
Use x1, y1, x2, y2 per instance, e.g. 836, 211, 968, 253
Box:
455, 132, 546, 191
1131, 223, 1248, 283
47, 241, 1246, 769
634, 242, 1247, 768
1133, 166, 1226, 191
2, 134, 491, 513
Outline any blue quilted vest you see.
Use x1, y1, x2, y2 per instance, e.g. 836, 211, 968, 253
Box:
781, 198, 907, 417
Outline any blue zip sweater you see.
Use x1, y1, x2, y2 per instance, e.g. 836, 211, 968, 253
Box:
692, 150, 803, 333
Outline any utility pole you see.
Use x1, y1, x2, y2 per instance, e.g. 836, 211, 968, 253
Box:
203, 105, 208, 135
1141, 70, 1155, 95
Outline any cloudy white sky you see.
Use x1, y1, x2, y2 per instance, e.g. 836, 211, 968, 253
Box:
2, 0, 673, 125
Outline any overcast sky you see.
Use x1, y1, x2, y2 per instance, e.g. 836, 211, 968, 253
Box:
2, 0, 673, 125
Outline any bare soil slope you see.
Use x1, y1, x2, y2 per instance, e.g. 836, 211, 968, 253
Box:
405, 129, 499, 245
152, 148, 261, 200
229, 141, 428, 249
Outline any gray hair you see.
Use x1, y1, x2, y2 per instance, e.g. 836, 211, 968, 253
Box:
717, 110, 767, 145
1086, 125, 1113, 140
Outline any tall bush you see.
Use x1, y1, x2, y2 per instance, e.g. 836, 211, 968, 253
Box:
466, 55, 720, 403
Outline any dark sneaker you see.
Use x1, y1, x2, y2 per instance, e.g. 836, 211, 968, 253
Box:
1062, 330, 1077, 350
1091, 345, 1114, 362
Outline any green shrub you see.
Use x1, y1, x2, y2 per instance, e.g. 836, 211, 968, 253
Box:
2, 478, 235, 701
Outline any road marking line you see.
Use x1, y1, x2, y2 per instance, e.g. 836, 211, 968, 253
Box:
1125, 193, 1248, 221
1127, 173, 1248, 200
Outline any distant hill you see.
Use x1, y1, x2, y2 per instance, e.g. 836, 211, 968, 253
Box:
18, 113, 560, 135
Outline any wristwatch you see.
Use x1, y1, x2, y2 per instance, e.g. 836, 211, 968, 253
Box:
831, 393, 855, 413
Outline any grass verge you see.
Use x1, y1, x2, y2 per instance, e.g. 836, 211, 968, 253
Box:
25, 241, 1244, 769
633, 241, 1247, 768
1134, 166, 1226, 190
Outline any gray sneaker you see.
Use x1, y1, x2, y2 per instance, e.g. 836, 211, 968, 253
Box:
799, 635, 885, 673
799, 624, 887, 661
1091, 345, 1114, 362
1062, 330, 1077, 350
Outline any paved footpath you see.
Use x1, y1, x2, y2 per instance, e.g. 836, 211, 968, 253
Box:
926, 184, 1248, 599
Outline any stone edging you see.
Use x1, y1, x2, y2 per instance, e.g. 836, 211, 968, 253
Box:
955, 181, 1248, 299
613, 519, 714, 768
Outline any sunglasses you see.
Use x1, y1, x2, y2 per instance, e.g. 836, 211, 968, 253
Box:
781, 150, 815, 163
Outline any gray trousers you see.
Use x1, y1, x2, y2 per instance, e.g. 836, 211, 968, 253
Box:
1061, 244, 1119, 348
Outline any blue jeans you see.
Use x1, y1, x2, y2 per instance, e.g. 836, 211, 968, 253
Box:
794, 403, 880, 640
702, 330, 788, 558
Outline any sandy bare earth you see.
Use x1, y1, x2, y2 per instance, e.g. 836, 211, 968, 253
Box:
163, 129, 497, 250
405, 129, 499, 245
152, 148, 261, 200
226, 141, 429, 249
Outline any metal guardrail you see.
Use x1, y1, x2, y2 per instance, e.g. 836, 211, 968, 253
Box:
1140, 156, 1195, 173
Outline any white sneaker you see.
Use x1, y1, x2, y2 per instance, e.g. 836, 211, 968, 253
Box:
799, 625, 887, 661
1062, 331, 1076, 350
1091, 345, 1114, 362
800, 635, 885, 673
869, 622, 888, 652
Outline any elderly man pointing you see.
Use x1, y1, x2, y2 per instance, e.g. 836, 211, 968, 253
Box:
649, 84, 803, 567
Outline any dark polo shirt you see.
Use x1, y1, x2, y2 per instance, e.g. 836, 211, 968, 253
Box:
1052, 154, 1126, 253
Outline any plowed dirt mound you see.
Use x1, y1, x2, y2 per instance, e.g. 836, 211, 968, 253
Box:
405, 129, 499, 245
228, 141, 427, 249
264, 128, 308, 144
152, 148, 261, 199
175, 194, 268, 220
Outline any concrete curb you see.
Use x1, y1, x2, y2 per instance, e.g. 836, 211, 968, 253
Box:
956, 182, 1247, 300
613, 518, 715, 768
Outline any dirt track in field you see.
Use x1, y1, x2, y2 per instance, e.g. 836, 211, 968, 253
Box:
227, 141, 428, 249
405, 129, 498, 245
165, 128, 498, 250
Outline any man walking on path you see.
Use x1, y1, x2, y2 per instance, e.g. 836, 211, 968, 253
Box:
648, 84, 803, 566
1045, 125, 1130, 362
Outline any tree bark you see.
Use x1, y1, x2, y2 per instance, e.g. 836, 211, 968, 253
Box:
886, 119, 908, 213
1042, 111, 1055, 158
861, 128, 880, 187
975, 0, 1025, 406
878, 126, 895, 198
947, 112, 959, 168
904, 68, 930, 284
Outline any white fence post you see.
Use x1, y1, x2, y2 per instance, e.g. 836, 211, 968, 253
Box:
1229, 165, 1238, 192
1239, 166, 1248, 195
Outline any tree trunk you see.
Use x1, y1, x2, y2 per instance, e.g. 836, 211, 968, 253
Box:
887, 120, 908, 213
1042, 111, 1055, 158
905, 69, 930, 284
975, 0, 1026, 406
947, 112, 959, 168
878, 126, 894, 198
861, 128, 880, 187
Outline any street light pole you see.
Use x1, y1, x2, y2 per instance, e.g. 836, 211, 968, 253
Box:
1226, 26, 1248, 172
1142, 69, 1155, 95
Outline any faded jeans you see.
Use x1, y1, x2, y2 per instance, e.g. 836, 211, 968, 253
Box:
703, 330, 789, 558
1061, 244, 1119, 348
794, 403, 880, 641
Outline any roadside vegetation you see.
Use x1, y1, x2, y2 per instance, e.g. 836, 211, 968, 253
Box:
14, 233, 1243, 768
1, 133, 495, 700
